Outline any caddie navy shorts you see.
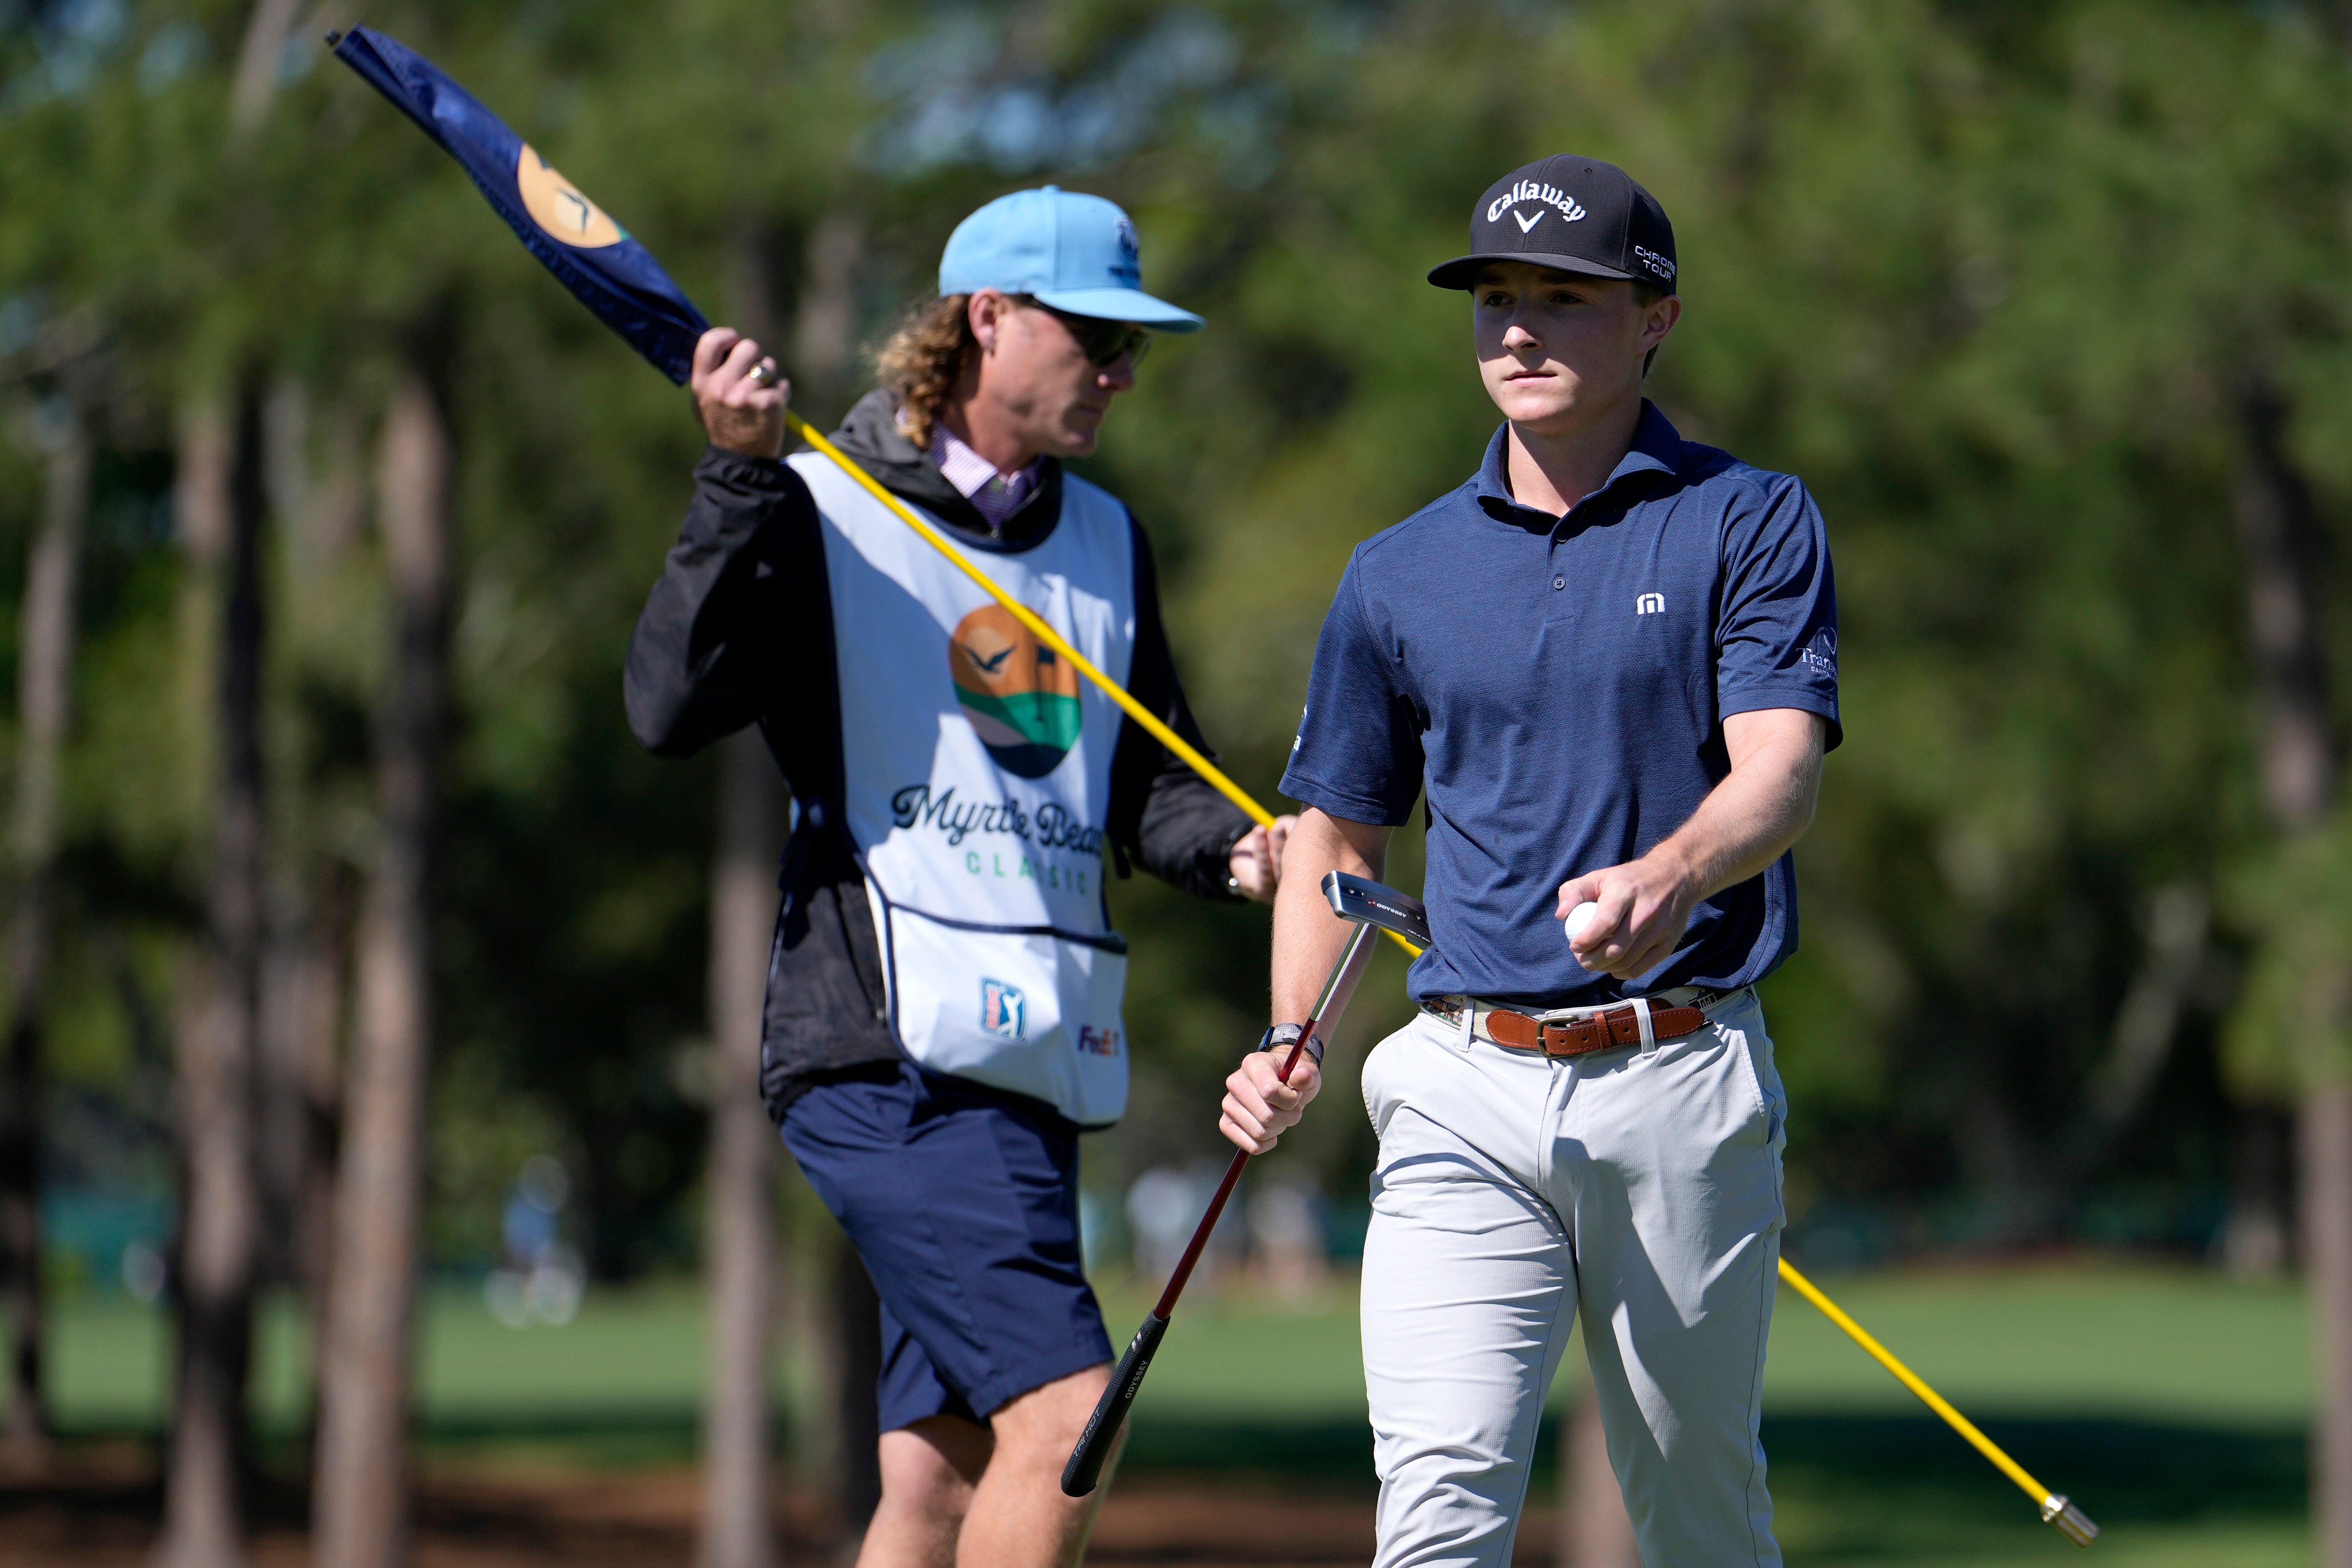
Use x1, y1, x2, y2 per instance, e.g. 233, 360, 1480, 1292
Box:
781, 1061, 1112, 1430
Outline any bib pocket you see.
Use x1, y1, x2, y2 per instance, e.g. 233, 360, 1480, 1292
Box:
876, 896, 1130, 1128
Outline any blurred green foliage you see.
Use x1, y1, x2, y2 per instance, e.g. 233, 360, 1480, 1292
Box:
3, 0, 2349, 1278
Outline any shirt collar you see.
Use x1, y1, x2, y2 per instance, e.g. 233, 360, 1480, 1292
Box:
1474, 399, 1683, 525
928, 423, 1044, 531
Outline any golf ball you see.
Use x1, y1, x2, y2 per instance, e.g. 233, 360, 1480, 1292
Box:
1565, 901, 1601, 940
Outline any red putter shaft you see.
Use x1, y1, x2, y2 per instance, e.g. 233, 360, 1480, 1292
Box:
1061, 905, 1383, 1499
1150, 1031, 1314, 1320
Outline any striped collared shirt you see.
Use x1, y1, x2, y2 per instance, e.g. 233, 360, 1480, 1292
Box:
928, 424, 1042, 531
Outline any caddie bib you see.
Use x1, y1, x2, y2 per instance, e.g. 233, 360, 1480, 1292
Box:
794, 452, 1136, 1127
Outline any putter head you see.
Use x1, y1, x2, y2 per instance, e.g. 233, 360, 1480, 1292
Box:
1324, 871, 1431, 949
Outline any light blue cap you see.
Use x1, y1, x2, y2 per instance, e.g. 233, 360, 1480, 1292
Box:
938, 186, 1204, 333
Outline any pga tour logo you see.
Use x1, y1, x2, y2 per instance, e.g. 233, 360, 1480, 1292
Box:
980, 978, 1025, 1039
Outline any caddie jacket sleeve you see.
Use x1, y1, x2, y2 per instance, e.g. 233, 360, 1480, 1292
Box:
1108, 517, 1255, 902
623, 446, 833, 787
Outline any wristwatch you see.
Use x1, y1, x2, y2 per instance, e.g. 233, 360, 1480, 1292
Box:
1258, 1023, 1325, 1067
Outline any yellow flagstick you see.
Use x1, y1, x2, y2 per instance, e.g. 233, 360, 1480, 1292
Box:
1778, 1258, 2098, 1545
789, 408, 2099, 1547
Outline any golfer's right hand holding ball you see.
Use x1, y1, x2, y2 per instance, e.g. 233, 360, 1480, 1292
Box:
1220, 1046, 1322, 1155
692, 326, 789, 459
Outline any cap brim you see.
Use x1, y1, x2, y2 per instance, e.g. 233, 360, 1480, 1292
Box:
1425, 253, 1644, 290
1030, 286, 1204, 333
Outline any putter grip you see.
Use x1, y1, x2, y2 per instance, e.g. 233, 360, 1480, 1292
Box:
1061, 1311, 1168, 1497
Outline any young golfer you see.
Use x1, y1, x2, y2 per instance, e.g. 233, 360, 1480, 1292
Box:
627, 187, 1300, 1568
1223, 155, 1838, 1567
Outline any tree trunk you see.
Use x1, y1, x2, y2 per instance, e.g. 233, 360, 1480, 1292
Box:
1559, 1382, 1636, 1568
776, 210, 886, 1552
2309, 1089, 2352, 1568
698, 731, 787, 1568
158, 387, 269, 1568
257, 377, 353, 1324
259, 875, 347, 1301
2223, 1106, 2294, 1276
311, 367, 449, 1568
832, 1242, 883, 1541
0, 399, 91, 1467
792, 214, 865, 418
2232, 378, 2334, 833
227, 0, 303, 143
253, 378, 348, 1413
2231, 374, 2347, 1564
696, 229, 787, 1568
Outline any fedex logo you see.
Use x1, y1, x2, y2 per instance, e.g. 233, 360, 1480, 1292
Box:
1077, 1025, 1122, 1057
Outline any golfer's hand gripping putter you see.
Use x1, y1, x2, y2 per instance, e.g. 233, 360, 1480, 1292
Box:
1060, 872, 1431, 1498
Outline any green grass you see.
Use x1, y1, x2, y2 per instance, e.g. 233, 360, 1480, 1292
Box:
1756, 1264, 2309, 1424
1089, 1261, 2311, 1423
29, 1263, 2316, 1564
45, 1283, 729, 1465
1095, 1264, 2313, 1565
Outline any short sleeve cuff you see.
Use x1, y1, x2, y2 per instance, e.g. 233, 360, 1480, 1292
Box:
1719, 687, 1842, 751
1277, 767, 1418, 828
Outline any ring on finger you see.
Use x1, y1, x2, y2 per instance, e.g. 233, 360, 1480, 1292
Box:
747, 361, 777, 387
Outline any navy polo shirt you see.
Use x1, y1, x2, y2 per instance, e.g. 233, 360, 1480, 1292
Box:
1280, 402, 1839, 1005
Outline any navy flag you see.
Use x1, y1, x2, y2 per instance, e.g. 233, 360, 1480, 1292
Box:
331, 26, 710, 383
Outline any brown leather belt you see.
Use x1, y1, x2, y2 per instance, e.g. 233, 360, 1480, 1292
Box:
1492, 1002, 1706, 1055
1422, 989, 1724, 1057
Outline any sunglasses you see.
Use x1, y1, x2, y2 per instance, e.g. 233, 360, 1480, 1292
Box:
1028, 301, 1152, 368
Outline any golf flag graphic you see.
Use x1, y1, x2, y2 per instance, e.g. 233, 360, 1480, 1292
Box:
330, 26, 709, 384
949, 606, 1082, 779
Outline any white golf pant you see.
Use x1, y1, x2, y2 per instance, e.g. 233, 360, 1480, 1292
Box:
1359, 989, 1787, 1568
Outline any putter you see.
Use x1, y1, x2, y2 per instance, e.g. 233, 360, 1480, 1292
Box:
1061, 871, 1430, 1498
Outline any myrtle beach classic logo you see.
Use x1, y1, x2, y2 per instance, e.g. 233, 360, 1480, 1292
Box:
948, 605, 1081, 779
516, 145, 624, 249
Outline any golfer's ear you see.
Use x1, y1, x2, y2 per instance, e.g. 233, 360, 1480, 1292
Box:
1642, 294, 1680, 348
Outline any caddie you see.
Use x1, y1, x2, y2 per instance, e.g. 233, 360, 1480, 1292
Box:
626, 186, 1300, 1568
1220, 155, 1839, 1567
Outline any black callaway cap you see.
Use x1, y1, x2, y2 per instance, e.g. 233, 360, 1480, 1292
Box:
1428, 154, 1678, 294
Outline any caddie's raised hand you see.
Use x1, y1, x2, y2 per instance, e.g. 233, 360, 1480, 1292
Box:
1558, 851, 1702, 981
1218, 1042, 1322, 1155
1227, 813, 1296, 905
692, 326, 789, 459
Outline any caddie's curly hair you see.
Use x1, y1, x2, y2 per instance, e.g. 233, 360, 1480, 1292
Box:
875, 294, 975, 449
